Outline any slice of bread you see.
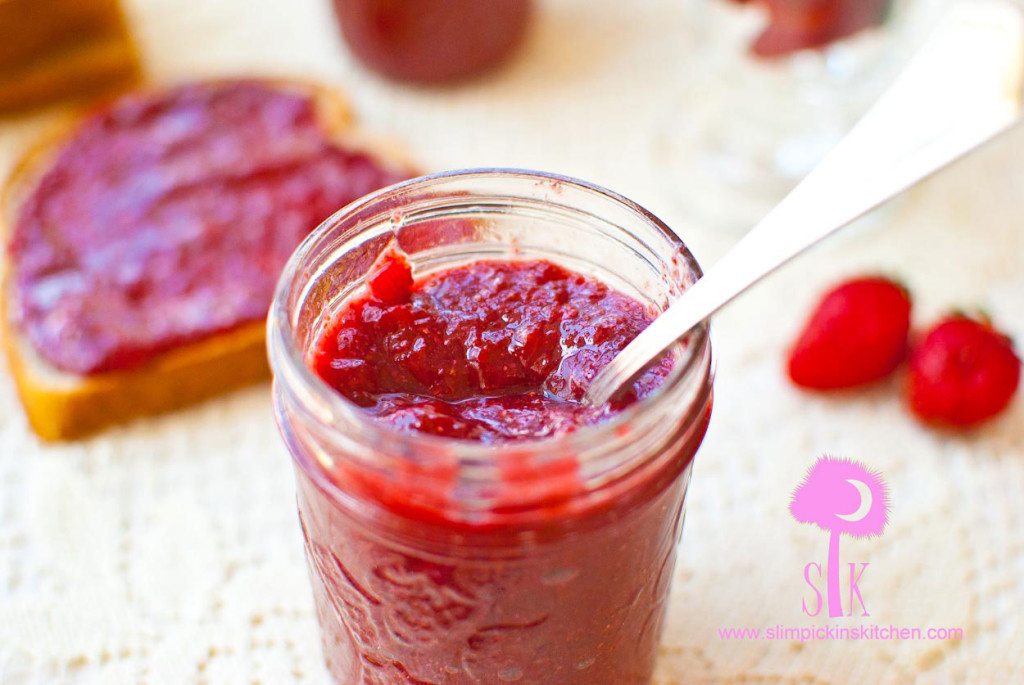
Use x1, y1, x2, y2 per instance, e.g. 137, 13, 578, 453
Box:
2, 79, 414, 441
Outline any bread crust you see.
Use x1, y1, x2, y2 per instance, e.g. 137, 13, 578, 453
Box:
2, 78, 414, 440
0, 0, 142, 113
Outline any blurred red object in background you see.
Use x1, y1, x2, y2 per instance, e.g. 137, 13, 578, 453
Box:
731, 0, 892, 57
333, 0, 534, 84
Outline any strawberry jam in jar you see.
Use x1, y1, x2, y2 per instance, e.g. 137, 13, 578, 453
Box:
268, 170, 713, 684
332, 0, 533, 83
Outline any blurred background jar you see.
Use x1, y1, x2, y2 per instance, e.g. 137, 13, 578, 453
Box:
332, 0, 535, 84
663, 0, 946, 230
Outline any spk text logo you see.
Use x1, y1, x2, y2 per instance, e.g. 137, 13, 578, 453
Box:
790, 456, 891, 618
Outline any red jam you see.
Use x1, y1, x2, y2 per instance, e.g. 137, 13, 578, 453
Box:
332, 0, 533, 84
9, 80, 407, 375
294, 250, 710, 684
731, 0, 892, 57
312, 250, 671, 442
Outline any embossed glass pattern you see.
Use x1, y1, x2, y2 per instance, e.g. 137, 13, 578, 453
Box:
268, 170, 715, 684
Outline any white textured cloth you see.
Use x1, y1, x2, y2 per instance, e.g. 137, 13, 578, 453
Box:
1, 1, 1022, 683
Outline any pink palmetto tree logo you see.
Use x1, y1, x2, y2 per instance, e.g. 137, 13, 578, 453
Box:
790, 456, 890, 618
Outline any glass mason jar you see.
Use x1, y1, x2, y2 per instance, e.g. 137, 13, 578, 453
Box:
268, 170, 714, 685
663, 0, 940, 230
331, 0, 534, 84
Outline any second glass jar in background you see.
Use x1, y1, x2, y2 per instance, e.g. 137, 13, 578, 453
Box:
663, 0, 942, 230
331, 0, 534, 84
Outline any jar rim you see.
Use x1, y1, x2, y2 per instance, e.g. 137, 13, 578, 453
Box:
268, 168, 713, 497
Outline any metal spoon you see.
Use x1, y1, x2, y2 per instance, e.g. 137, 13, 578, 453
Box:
586, 0, 1024, 406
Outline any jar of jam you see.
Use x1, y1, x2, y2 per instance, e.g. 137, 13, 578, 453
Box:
268, 170, 714, 684
331, 0, 534, 83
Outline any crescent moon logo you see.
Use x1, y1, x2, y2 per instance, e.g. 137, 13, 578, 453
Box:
835, 479, 873, 522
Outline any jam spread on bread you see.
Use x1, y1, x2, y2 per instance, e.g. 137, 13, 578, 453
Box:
312, 252, 673, 441
9, 80, 407, 375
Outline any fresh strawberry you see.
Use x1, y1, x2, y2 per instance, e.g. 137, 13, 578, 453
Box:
906, 314, 1021, 427
729, 0, 892, 58
788, 276, 911, 390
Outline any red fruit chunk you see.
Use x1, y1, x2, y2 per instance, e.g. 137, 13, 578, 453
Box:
367, 248, 413, 305
907, 315, 1021, 428
788, 276, 911, 390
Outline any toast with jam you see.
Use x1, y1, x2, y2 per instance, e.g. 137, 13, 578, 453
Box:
2, 78, 413, 440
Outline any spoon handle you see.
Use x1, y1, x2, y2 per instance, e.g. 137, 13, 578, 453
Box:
586, 0, 1024, 406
